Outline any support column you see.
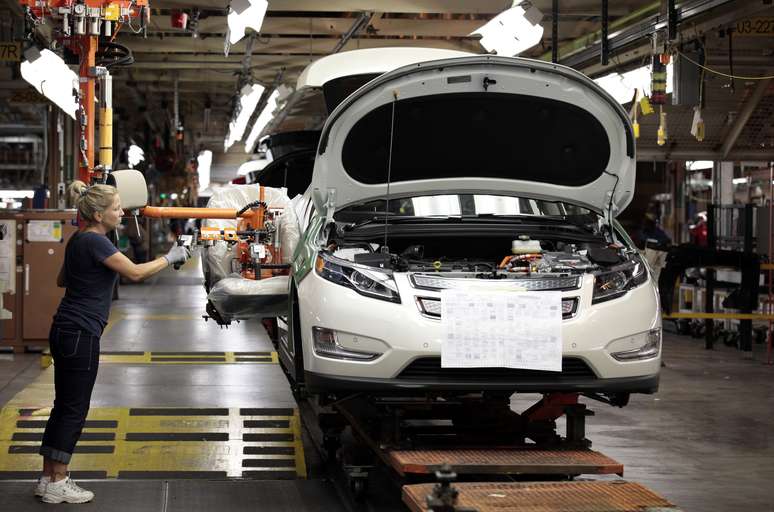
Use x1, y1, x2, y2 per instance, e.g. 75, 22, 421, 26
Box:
46, 106, 58, 207
77, 35, 98, 184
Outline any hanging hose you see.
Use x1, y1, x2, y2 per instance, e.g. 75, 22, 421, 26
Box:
237, 200, 268, 216
97, 41, 134, 68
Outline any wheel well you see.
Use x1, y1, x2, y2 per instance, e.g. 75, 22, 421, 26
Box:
290, 282, 305, 383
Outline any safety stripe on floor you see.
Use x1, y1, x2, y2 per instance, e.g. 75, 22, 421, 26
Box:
41, 351, 279, 368
0, 407, 306, 479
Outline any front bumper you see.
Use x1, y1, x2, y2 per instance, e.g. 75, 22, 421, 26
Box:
297, 270, 662, 392
305, 370, 659, 394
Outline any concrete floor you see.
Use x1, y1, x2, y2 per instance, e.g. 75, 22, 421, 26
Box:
0, 261, 772, 511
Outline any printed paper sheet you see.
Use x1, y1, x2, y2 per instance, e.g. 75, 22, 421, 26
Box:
440, 289, 563, 371
27, 220, 62, 242
0, 220, 15, 295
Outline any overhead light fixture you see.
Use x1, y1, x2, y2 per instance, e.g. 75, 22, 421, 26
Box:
224, 83, 264, 151
244, 88, 280, 153
237, 157, 270, 176
197, 150, 212, 193
0, 190, 35, 199
471, 2, 544, 57
686, 160, 713, 171
226, 0, 268, 45
127, 144, 145, 168
20, 48, 79, 119
594, 63, 674, 104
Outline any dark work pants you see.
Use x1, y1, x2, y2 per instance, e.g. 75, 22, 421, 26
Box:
39, 323, 100, 464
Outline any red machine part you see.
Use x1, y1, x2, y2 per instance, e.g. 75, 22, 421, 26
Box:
142, 186, 286, 280
170, 10, 187, 29
19, 0, 149, 184
522, 393, 580, 422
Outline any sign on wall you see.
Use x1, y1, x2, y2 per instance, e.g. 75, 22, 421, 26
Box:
0, 42, 21, 62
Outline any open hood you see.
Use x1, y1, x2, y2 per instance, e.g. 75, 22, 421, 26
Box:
310, 55, 636, 217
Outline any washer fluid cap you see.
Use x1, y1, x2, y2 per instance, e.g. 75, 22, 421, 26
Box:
512, 239, 542, 254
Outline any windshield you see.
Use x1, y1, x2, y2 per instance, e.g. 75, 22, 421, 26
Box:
335, 194, 596, 222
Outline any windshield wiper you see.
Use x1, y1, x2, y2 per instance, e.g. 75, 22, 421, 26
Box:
341, 215, 448, 231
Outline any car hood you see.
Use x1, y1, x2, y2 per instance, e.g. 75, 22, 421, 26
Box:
310, 55, 635, 217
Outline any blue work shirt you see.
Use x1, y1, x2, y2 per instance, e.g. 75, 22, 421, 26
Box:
53, 231, 119, 337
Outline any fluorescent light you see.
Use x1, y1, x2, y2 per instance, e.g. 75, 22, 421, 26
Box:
237, 158, 270, 176
224, 83, 264, 151
686, 160, 713, 171
20, 48, 78, 119
127, 144, 145, 168
471, 3, 544, 57
244, 88, 280, 153
227, 0, 268, 45
732, 178, 748, 185
594, 63, 674, 104
197, 150, 212, 192
0, 190, 35, 199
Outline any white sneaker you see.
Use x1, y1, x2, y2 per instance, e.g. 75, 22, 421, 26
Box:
40, 476, 94, 504
34, 475, 50, 497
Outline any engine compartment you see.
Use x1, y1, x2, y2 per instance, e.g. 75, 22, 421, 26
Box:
328, 221, 631, 277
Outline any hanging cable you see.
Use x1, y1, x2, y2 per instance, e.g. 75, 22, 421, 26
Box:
675, 49, 774, 81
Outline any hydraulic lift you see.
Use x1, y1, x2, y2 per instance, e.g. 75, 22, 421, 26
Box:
300, 391, 682, 512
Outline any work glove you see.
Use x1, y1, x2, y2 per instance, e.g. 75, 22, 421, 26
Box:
164, 244, 192, 267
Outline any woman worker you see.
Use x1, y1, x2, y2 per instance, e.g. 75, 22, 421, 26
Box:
36, 181, 192, 503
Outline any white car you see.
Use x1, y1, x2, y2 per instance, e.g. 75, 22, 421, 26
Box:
276, 51, 660, 406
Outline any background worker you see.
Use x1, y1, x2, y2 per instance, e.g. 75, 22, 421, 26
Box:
36, 181, 191, 504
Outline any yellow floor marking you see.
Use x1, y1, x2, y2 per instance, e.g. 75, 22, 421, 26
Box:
99, 352, 278, 364
43, 352, 278, 366
0, 407, 302, 478
6, 368, 55, 408
292, 409, 308, 478
121, 314, 202, 321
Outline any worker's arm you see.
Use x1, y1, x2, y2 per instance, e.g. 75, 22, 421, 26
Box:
102, 252, 169, 283
56, 265, 66, 288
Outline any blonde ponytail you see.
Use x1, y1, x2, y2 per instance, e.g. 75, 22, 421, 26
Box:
67, 180, 118, 223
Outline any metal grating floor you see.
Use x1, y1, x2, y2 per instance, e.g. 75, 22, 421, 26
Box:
403, 481, 681, 512
387, 447, 624, 476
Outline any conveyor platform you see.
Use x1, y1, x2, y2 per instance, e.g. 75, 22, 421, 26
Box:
402, 481, 682, 512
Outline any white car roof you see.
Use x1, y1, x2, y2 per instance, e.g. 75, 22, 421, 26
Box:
296, 47, 475, 89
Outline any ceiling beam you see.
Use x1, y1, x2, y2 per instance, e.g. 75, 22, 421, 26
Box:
577, 0, 772, 76
637, 147, 774, 161
119, 33, 479, 53
146, 15, 486, 37
151, 0, 508, 14
720, 77, 773, 159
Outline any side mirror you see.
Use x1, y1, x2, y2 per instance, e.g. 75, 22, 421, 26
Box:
106, 169, 148, 210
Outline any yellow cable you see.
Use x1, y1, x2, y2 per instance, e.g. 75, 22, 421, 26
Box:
676, 50, 774, 81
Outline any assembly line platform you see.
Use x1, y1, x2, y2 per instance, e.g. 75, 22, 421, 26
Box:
0, 257, 700, 511
403, 481, 681, 512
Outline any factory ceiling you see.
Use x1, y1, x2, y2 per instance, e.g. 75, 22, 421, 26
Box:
1, 0, 773, 182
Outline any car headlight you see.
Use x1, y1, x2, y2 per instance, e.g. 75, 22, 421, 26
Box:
607, 328, 661, 361
315, 251, 401, 303
592, 255, 649, 304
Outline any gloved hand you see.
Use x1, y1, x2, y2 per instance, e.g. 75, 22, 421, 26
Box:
163, 244, 192, 267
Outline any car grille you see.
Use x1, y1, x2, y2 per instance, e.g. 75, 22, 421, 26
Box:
416, 297, 578, 319
397, 357, 597, 382
410, 274, 581, 292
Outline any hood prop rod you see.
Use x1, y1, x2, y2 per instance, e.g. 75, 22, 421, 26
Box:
382, 90, 398, 256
